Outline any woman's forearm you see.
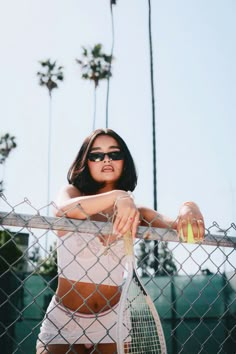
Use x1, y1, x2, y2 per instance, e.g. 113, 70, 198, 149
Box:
138, 201, 205, 241
54, 189, 128, 219
138, 207, 176, 229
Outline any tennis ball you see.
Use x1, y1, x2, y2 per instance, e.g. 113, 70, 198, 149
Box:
187, 222, 194, 243
180, 222, 195, 243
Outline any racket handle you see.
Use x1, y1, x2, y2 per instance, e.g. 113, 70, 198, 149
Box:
124, 231, 133, 256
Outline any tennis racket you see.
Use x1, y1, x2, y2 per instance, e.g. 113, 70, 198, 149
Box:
117, 231, 167, 354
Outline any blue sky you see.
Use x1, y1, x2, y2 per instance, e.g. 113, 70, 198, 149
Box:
1, 0, 236, 234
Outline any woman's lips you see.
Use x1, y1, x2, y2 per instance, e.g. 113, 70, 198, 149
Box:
102, 166, 114, 172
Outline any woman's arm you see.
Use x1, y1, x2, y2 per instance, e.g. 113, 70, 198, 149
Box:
53, 185, 140, 237
54, 185, 125, 218
138, 201, 205, 241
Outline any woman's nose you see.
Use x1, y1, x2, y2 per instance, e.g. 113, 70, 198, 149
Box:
104, 154, 111, 162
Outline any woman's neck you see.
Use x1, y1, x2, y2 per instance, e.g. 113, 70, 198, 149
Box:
97, 184, 115, 194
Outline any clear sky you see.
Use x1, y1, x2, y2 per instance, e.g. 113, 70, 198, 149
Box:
1, 0, 236, 235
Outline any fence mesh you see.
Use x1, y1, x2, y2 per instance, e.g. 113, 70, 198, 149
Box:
0, 194, 236, 354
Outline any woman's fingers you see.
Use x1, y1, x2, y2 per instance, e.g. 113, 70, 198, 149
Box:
178, 219, 188, 241
197, 218, 205, 239
178, 216, 205, 242
177, 202, 205, 242
113, 209, 140, 237
131, 213, 141, 238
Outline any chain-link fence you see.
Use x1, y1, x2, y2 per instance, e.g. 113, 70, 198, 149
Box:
0, 195, 236, 354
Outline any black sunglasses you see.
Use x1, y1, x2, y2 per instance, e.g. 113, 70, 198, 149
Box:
88, 150, 124, 162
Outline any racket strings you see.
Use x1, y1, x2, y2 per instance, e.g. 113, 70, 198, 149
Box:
121, 279, 166, 354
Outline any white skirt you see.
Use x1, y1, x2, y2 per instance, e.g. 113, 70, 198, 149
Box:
36, 295, 129, 350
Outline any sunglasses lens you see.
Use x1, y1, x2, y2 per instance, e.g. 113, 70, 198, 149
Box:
108, 151, 124, 160
88, 153, 104, 162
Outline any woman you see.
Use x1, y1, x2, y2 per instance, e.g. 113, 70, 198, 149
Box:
36, 128, 204, 354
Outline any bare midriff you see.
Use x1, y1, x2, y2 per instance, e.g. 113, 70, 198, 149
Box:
56, 277, 121, 314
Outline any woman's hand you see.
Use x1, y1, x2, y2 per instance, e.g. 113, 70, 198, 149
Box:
113, 194, 140, 238
176, 201, 205, 242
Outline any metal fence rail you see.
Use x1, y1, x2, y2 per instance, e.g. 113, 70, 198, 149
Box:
0, 201, 236, 354
1, 211, 236, 248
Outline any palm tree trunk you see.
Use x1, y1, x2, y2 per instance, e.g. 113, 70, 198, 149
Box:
106, 2, 115, 128
93, 88, 97, 131
148, 0, 159, 273
45, 94, 52, 253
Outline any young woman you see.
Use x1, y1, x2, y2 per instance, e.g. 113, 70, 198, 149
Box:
36, 128, 204, 354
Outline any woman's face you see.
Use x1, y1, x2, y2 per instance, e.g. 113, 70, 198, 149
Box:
87, 135, 124, 190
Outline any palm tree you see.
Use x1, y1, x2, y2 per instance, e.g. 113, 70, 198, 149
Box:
37, 59, 64, 254
146, 0, 160, 273
37, 59, 64, 97
37, 59, 64, 215
0, 133, 17, 193
146, 1, 176, 276
76, 44, 113, 130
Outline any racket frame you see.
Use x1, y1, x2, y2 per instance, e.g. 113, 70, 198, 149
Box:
116, 232, 167, 354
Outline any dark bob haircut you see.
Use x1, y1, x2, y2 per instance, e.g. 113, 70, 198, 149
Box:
67, 129, 138, 194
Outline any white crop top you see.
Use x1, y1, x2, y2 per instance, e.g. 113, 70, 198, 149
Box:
57, 232, 126, 286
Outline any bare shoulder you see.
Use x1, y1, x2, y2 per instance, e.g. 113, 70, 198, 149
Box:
53, 184, 82, 216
